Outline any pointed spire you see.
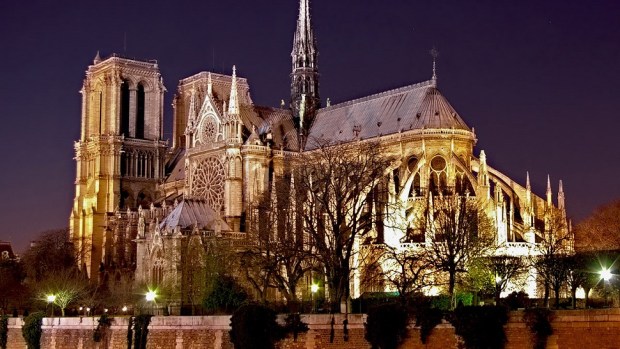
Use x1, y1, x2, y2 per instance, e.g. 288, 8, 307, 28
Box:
558, 180, 565, 211
430, 47, 439, 87
207, 72, 213, 97
291, 0, 320, 132
93, 50, 102, 64
546, 174, 552, 206
228, 66, 239, 116
526, 171, 531, 191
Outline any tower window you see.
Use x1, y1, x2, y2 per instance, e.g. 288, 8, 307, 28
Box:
136, 83, 145, 139
120, 80, 130, 136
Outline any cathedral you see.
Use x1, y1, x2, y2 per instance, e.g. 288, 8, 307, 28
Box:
70, 0, 569, 310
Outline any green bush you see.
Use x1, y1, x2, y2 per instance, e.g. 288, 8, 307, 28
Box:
203, 275, 249, 314
431, 293, 473, 310
133, 315, 152, 349
365, 303, 409, 349
503, 291, 530, 310
414, 307, 443, 344
449, 306, 508, 349
93, 314, 112, 342
0, 315, 8, 349
523, 308, 554, 349
21, 312, 44, 349
283, 313, 308, 341
229, 303, 286, 349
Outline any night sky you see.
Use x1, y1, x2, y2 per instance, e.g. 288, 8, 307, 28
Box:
1, 0, 619, 253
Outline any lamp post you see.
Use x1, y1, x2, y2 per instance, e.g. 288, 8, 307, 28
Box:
601, 268, 612, 307
311, 284, 319, 313
46, 294, 56, 319
146, 290, 157, 315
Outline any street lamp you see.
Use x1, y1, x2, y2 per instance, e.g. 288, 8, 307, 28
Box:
311, 284, 319, 313
146, 290, 157, 315
47, 295, 56, 319
600, 268, 612, 307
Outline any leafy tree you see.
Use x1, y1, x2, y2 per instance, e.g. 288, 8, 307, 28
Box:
229, 303, 286, 349
203, 275, 248, 314
296, 139, 394, 312
574, 199, 620, 251
21, 228, 78, 282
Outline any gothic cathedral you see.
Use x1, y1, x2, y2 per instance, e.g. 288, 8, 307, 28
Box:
70, 0, 569, 309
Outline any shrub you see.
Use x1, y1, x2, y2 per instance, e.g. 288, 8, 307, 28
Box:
523, 308, 554, 349
21, 312, 44, 349
93, 314, 112, 342
230, 303, 286, 349
449, 306, 508, 349
365, 303, 409, 349
431, 293, 473, 310
133, 315, 152, 349
0, 315, 8, 349
503, 291, 529, 310
414, 307, 443, 344
283, 313, 308, 341
203, 275, 249, 314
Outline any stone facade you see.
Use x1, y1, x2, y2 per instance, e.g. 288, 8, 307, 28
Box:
7, 310, 620, 349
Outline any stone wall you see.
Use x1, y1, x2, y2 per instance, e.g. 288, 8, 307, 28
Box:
5, 309, 620, 349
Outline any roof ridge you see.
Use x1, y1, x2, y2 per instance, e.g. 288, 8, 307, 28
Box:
319, 80, 435, 113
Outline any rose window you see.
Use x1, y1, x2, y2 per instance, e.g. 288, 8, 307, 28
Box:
191, 156, 225, 210
200, 119, 217, 144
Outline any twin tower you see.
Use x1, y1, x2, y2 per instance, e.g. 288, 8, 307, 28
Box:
70, 0, 319, 279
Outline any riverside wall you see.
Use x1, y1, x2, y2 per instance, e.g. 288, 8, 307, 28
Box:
5, 309, 620, 349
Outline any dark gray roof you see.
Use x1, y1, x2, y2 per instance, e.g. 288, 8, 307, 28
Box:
306, 80, 470, 147
159, 199, 231, 232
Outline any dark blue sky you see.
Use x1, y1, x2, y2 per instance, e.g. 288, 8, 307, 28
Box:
1, 0, 619, 252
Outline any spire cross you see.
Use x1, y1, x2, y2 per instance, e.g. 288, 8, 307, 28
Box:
430, 47, 439, 84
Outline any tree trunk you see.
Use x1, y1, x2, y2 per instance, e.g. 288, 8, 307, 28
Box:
448, 271, 456, 309
571, 287, 578, 308
554, 286, 561, 309
543, 283, 550, 308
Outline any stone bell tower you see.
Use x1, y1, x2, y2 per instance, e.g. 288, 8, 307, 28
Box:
69, 53, 167, 280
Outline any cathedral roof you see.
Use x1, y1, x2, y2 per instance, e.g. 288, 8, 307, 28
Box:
159, 199, 231, 232
306, 80, 471, 148
247, 107, 299, 150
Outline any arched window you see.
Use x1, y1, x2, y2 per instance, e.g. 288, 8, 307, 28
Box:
120, 80, 130, 136
136, 83, 145, 139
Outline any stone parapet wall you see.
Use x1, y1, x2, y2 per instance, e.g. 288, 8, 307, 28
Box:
5, 309, 620, 348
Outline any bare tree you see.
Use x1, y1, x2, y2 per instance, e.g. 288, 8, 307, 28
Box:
243, 171, 315, 307
484, 255, 528, 305
423, 195, 495, 306
534, 207, 573, 308
375, 244, 434, 305
296, 139, 394, 312
37, 269, 89, 316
